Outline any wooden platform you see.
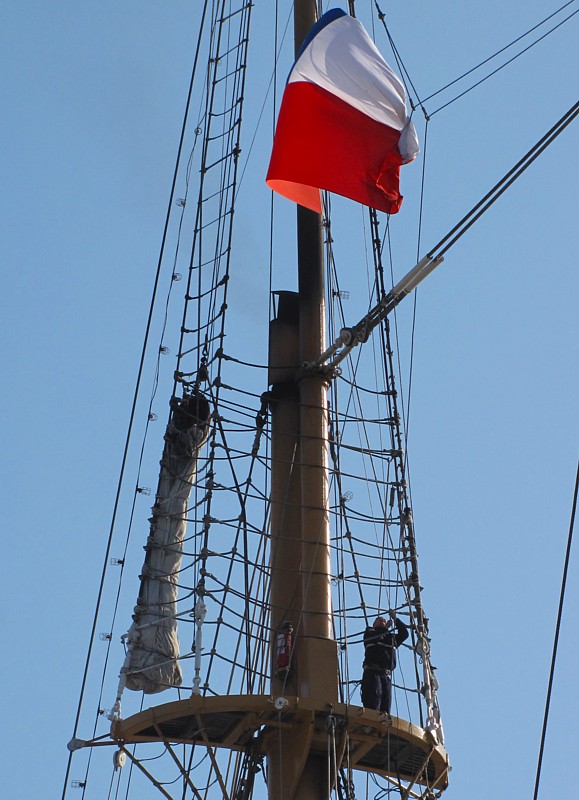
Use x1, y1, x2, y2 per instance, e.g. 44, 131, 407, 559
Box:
112, 694, 449, 790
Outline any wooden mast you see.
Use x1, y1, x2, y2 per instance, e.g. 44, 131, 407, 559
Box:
294, 0, 336, 694
267, 1, 338, 797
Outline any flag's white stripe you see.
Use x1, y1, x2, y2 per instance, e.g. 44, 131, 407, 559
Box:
288, 15, 418, 163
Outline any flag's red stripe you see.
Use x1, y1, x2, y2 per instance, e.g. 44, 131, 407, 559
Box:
266, 82, 404, 214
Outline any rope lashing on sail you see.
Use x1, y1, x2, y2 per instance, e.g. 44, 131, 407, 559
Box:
114, 391, 211, 704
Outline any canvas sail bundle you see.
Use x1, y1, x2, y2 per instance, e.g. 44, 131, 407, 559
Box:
123, 391, 211, 694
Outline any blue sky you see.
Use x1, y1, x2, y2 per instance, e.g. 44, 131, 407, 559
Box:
1, 2, 578, 798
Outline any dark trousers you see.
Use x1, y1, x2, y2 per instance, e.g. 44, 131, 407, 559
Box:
361, 668, 392, 713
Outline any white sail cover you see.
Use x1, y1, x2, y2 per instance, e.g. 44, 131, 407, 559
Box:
124, 391, 211, 693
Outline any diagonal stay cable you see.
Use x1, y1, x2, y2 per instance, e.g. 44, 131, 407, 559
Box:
430, 8, 578, 116
428, 100, 579, 258
532, 459, 578, 800
424, 0, 577, 105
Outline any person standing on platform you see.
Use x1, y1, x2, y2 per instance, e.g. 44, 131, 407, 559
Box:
361, 610, 409, 715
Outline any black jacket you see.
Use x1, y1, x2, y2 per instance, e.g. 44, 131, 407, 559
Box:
363, 618, 409, 671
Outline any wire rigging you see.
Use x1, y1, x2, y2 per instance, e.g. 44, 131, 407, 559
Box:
428, 100, 579, 259
532, 459, 578, 800
428, 6, 579, 116
373, 0, 578, 119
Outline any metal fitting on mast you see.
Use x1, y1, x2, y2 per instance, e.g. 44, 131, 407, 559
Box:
309, 254, 445, 370
192, 593, 207, 695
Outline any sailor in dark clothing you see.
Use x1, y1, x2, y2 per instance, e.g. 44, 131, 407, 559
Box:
361, 610, 409, 714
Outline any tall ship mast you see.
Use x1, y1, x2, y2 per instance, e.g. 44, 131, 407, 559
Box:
61, 3, 446, 796
63, 2, 577, 799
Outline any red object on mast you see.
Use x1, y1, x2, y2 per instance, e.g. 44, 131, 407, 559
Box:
267, 9, 418, 213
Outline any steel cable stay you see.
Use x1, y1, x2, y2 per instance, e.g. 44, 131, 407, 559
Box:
326, 321, 359, 706
373, 214, 441, 737
329, 401, 431, 734
532, 460, 578, 800
428, 7, 578, 117
118, 15, 232, 692
328, 240, 390, 656
236, 1, 294, 203
118, 0, 247, 708
327, 238, 395, 542
158, 0, 256, 718
402, 116, 430, 470
373, 0, 578, 119
381, 223, 412, 479
175, 0, 252, 392
348, 312, 403, 580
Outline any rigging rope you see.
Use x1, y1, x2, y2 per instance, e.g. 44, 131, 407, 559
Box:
428, 6, 579, 116
428, 100, 579, 259
403, 118, 429, 461
62, 5, 212, 797
373, 0, 578, 119
325, 209, 442, 735
532, 459, 578, 800
372, 1, 425, 119
66, 2, 268, 795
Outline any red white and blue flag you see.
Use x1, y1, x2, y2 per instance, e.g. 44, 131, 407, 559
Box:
266, 8, 419, 214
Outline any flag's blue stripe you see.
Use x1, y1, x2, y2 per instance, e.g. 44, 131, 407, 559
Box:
292, 8, 347, 70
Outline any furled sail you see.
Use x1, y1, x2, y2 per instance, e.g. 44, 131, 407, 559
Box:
123, 390, 211, 694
